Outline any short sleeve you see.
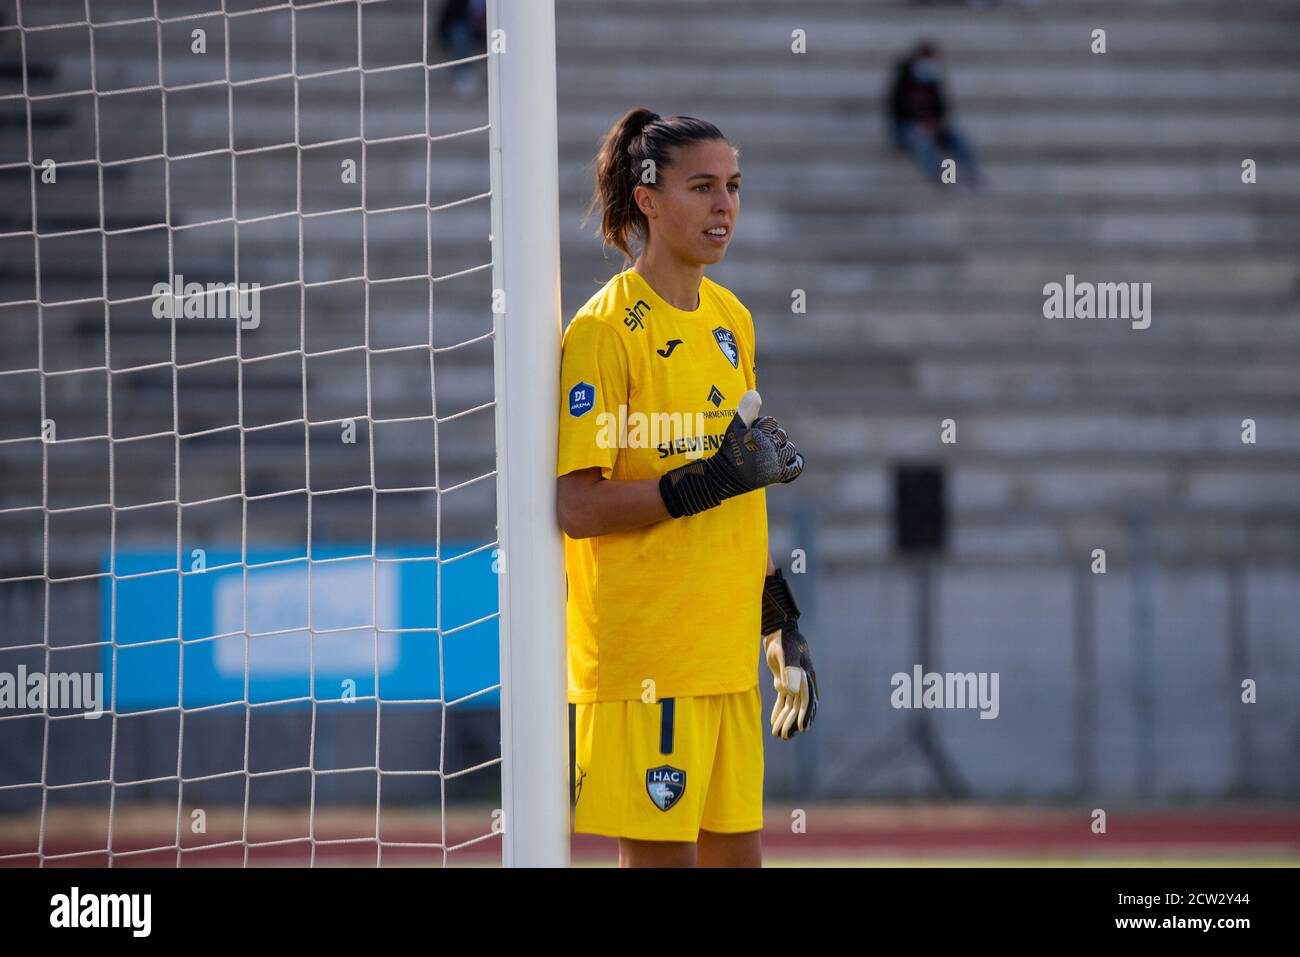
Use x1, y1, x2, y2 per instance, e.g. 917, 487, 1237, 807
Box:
557, 316, 630, 480
743, 306, 757, 391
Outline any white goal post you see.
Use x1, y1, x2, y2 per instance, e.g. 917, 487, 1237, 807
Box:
487, 0, 568, 867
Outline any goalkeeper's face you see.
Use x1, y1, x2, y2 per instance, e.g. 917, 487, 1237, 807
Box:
645, 138, 740, 267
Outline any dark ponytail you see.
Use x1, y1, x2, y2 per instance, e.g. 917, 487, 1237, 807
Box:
584, 108, 732, 263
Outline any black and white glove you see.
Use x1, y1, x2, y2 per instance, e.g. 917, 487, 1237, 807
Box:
658, 390, 803, 519
762, 568, 819, 739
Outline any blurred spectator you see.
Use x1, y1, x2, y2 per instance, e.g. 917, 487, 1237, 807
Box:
436, 0, 488, 97
888, 42, 981, 187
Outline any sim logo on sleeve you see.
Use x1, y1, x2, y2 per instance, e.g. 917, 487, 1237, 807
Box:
569, 381, 595, 417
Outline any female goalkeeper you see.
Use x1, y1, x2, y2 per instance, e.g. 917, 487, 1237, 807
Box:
555, 108, 819, 867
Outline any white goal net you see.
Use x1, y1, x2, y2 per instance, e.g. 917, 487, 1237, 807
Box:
0, 0, 564, 867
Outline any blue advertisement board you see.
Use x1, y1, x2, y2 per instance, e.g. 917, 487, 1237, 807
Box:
100, 545, 500, 712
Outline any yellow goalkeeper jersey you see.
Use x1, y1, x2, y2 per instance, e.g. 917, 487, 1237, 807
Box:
557, 267, 767, 703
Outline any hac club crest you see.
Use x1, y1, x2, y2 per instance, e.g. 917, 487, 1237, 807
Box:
712, 326, 738, 368
645, 765, 686, 812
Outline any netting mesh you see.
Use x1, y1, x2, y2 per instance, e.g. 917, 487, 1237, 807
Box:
0, 0, 503, 866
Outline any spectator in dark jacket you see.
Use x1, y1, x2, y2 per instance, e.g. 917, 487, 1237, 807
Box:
437, 0, 488, 96
888, 42, 980, 187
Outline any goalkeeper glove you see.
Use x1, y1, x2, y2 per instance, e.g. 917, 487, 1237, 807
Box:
762, 567, 819, 739
658, 390, 803, 519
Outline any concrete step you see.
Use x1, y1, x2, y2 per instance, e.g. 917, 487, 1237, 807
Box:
15, 224, 1283, 283
554, 58, 1300, 102
15, 99, 1298, 189
24, 157, 1297, 239
810, 510, 1300, 570
556, 2, 1300, 57
79, 5, 1297, 77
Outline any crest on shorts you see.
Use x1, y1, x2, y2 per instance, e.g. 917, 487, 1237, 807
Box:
712, 327, 738, 368
645, 765, 686, 812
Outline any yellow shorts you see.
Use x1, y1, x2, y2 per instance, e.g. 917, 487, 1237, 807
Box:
572, 685, 764, 842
